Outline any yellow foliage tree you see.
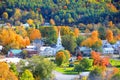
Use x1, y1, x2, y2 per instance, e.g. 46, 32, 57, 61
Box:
60, 26, 71, 36
0, 62, 18, 80
0, 28, 30, 49
15, 26, 28, 37
27, 19, 34, 25
14, 8, 21, 20
2, 12, 8, 19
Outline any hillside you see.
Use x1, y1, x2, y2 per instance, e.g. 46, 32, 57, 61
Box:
0, 0, 120, 26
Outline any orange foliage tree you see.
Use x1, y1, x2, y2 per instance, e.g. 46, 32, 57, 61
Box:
0, 62, 18, 80
81, 30, 102, 50
115, 34, 120, 40
106, 3, 118, 12
106, 29, 116, 44
29, 28, 41, 41
91, 51, 110, 67
50, 19, 55, 25
108, 21, 114, 28
74, 28, 80, 37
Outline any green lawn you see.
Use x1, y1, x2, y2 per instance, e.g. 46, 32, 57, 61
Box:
55, 59, 94, 75
55, 66, 78, 75
55, 58, 120, 75
110, 59, 120, 69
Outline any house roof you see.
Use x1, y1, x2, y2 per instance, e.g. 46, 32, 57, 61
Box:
9, 49, 22, 55
103, 48, 114, 51
33, 39, 44, 45
26, 46, 36, 49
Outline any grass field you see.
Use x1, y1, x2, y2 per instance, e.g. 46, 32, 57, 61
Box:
110, 59, 120, 69
55, 58, 120, 74
55, 66, 78, 75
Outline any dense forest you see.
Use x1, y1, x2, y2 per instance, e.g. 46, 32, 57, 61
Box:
0, 0, 120, 26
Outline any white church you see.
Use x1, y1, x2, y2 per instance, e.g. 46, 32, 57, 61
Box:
39, 30, 64, 56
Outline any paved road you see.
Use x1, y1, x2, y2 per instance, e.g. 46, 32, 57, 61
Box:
53, 71, 79, 80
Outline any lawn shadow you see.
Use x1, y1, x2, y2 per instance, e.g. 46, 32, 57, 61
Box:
115, 65, 120, 68
64, 69, 78, 75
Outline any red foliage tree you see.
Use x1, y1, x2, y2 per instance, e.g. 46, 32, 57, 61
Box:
91, 51, 110, 67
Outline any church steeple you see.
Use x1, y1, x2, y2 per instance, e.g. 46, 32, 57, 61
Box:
56, 30, 62, 47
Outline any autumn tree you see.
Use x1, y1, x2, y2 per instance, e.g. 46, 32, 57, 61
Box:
106, 3, 118, 12
57, 50, 71, 63
0, 28, 30, 53
27, 19, 34, 26
0, 62, 18, 80
91, 51, 110, 67
82, 31, 102, 51
29, 28, 41, 41
106, 29, 116, 44
74, 28, 80, 37
2, 12, 8, 20
108, 21, 114, 28
14, 8, 21, 20
55, 51, 66, 66
50, 19, 55, 25
86, 24, 94, 31
60, 26, 71, 36
20, 69, 34, 80
15, 26, 28, 37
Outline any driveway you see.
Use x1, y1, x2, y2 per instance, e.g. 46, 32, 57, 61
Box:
53, 71, 79, 80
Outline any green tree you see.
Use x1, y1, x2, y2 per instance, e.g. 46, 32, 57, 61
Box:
39, 26, 57, 45
10, 63, 19, 76
76, 35, 86, 46
20, 69, 34, 80
74, 58, 91, 73
20, 56, 56, 80
62, 35, 77, 54
98, 27, 106, 40
55, 51, 66, 66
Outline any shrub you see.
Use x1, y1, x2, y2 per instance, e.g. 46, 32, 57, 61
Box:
10, 63, 19, 76
88, 67, 104, 80
74, 58, 91, 73
19, 56, 56, 80
20, 69, 34, 80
